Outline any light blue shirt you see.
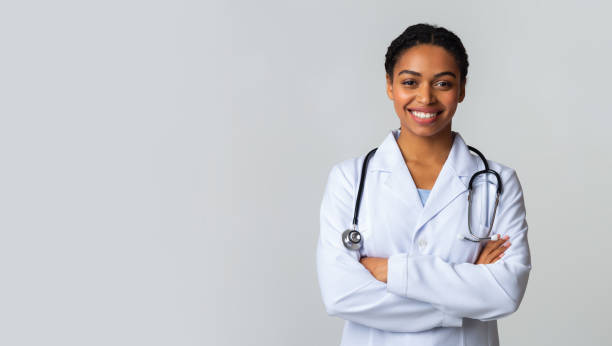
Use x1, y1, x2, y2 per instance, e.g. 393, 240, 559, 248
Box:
417, 188, 431, 206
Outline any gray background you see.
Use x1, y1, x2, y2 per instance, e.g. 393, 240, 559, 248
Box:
1, 0, 610, 345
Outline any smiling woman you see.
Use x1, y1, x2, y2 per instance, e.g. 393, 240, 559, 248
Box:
387, 44, 464, 135
386, 44, 465, 182
316, 23, 531, 346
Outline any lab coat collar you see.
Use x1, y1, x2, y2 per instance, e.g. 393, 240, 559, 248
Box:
368, 128, 480, 231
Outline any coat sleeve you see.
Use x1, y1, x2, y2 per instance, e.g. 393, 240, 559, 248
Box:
386, 169, 532, 321
316, 163, 463, 332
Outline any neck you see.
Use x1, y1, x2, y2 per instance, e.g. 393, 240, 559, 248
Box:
396, 125, 454, 165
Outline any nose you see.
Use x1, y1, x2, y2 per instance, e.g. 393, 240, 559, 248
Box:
417, 84, 436, 104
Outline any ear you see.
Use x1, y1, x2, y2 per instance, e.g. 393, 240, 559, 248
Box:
457, 80, 466, 103
385, 74, 394, 100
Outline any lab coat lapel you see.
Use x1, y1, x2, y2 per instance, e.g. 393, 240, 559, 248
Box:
368, 129, 423, 212
368, 130, 480, 234
383, 155, 423, 212
414, 132, 479, 231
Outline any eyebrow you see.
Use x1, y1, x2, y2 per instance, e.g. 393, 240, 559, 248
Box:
397, 70, 457, 79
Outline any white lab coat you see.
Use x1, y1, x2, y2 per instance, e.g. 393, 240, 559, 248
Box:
316, 128, 531, 346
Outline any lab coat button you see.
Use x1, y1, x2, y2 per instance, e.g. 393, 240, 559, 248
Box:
418, 238, 428, 249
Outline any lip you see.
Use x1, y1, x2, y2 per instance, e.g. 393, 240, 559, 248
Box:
407, 108, 443, 124
408, 107, 443, 113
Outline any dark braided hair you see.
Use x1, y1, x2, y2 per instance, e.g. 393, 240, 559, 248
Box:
385, 23, 469, 84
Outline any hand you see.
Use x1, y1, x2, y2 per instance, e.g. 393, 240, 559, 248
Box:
475, 234, 511, 264
359, 257, 388, 283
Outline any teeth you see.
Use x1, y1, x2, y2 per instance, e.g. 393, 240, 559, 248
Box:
411, 110, 439, 119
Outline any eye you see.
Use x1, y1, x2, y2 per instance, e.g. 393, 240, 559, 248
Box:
401, 80, 417, 86
435, 81, 452, 88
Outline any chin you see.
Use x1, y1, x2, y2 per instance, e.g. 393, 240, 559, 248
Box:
410, 128, 440, 137
401, 121, 451, 138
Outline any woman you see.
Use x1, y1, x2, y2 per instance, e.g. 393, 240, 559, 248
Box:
316, 23, 531, 346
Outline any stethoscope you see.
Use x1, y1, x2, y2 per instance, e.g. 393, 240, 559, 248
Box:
342, 145, 503, 251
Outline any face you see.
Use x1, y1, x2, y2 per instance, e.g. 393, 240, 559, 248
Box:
386, 44, 465, 138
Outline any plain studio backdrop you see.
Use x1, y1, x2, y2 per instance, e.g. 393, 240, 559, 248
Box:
0, 0, 611, 345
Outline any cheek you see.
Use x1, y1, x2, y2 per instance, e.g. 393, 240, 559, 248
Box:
439, 92, 460, 108
392, 90, 414, 106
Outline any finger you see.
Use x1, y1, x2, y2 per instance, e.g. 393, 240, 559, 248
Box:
482, 237, 500, 252
490, 250, 506, 264
486, 240, 511, 263
479, 235, 506, 261
486, 235, 509, 252
484, 234, 508, 252
476, 237, 501, 264
479, 236, 507, 263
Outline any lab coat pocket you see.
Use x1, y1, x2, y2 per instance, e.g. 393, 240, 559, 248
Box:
448, 212, 484, 264
453, 234, 483, 264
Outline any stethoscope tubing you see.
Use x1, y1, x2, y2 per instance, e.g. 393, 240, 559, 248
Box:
352, 148, 378, 228
342, 143, 504, 250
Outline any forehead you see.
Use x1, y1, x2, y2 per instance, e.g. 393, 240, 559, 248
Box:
394, 44, 459, 77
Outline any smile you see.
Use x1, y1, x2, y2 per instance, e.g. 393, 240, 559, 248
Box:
411, 110, 440, 119
408, 109, 442, 124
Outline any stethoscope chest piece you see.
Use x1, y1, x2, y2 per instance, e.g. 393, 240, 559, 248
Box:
342, 228, 363, 250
